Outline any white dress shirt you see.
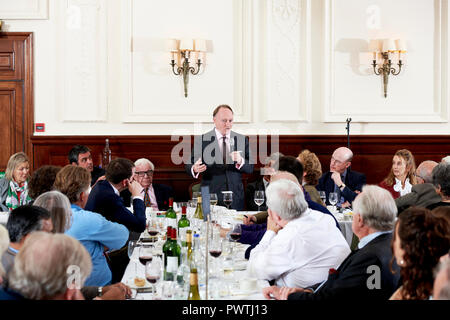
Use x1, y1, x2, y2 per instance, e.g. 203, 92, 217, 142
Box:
247, 208, 351, 288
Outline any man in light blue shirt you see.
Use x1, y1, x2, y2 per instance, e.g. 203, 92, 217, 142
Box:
55, 165, 129, 286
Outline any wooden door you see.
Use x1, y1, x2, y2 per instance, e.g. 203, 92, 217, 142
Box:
0, 32, 33, 171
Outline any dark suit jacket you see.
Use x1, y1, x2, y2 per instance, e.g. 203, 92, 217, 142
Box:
121, 183, 174, 211
317, 169, 366, 205
85, 180, 146, 233
91, 166, 105, 186
184, 129, 254, 210
395, 183, 441, 213
288, 233, 400, 300
245, 178, 268, 211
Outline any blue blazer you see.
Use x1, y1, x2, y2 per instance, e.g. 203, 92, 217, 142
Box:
121, 183, 174, 211
316, 169, 366, 205
85, 180, 146, 233
184, 129, 254, 210
288, 233, 400, 300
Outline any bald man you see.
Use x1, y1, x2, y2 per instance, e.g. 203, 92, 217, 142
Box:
316, 147, 366, 208
395, 160, 441, 213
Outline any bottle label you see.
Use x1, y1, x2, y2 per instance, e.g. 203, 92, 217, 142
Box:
190, 272, 198, 286
167, 256, 178, 273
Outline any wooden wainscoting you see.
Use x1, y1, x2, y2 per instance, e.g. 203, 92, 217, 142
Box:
31, 135, 450, 202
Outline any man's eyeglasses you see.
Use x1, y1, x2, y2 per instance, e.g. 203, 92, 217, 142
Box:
135, 170, 154, 177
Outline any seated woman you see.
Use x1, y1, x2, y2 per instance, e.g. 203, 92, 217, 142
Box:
0, 152, 32, 211
379, 149, 416, 199
297, 149, 325, 207
390, 207, 450, 300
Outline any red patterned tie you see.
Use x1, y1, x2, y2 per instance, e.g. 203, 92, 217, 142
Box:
143, 188, 151, 207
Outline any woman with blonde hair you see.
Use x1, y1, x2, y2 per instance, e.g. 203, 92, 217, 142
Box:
297, 149, 325, 207
0, 152, 32, 211
379, 149, 417, 199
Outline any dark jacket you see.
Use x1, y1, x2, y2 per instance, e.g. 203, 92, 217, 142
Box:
85, 180, 146, 233
317, 169, 366, 205
121, 183, 174, 211
395, 183, 441, 213
288, 233, 400, 300
91, 166, 105, 187
245, 178, 268, 211
184, 129, 254, 210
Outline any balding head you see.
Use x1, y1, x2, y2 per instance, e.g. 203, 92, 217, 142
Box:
330, 147, 353, 173
416, 160, 438, 184
270, 171, 301, 187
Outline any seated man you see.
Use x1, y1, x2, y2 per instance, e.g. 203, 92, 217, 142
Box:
395, 160, 440, 213
316, 147, 366, 208
245, 152, 283, 211
247, 179, 350, 288
1, 205, 53, 275
0, 232, 91, 300
263, 185, 401, 300
121, 158, 173, 211
426, 162, 450, 210
85, 158, 146, 233
69, 145, 105, 186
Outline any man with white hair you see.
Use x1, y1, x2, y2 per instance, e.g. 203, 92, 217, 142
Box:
0, 232, 92, 300
247, 179, 350, 288
263, 185, 401, 300
122, 158, 173, 211
317, 147, 366, 208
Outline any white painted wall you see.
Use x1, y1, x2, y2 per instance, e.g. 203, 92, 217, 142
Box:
1, 0, 449, 135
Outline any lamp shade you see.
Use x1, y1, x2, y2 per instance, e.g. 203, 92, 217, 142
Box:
194, 39, 207, 52
166, 39, 179, 52
395, 39, 407, 52
368, 39, 380, 52
180, 39, 194, 51
382, 39, 396, 52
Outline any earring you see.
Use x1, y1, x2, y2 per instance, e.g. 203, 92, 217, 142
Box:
399, 260, 404, 266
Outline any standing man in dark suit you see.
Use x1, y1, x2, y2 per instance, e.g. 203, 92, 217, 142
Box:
69, 145, 105, 186
185, 105, 254, 210
121, 158, 174, 211
317, 147, 366, 208
263, 185, 400, 300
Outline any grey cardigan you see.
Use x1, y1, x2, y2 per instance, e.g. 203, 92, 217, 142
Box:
0, 178, 10, 212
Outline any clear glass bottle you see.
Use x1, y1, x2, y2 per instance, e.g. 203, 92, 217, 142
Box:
102, 138, 111, 168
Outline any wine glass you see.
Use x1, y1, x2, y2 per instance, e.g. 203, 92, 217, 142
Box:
319, 191, 326, 205
145, 257, 163, 300
210, 193, 218, 223
254, 190, 265, 211
147, 218, 159, 239
222, 191, 233, 209
209, 236, 223, 277
139, 245, 153, 267
127, 240, 140, 276
329, 192, 338, 213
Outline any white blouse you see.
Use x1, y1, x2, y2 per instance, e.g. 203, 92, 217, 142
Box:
393, 177, 412, 196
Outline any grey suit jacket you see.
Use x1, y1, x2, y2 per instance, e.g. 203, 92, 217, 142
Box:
0, 178, 10, 212
395, 183, 441, 213
185, 129, 254, 210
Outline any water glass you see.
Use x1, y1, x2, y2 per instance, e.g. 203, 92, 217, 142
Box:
254, 190, 265, 211
329, 192, 338, 212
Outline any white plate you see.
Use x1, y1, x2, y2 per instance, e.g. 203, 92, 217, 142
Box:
125, 277, 152, 289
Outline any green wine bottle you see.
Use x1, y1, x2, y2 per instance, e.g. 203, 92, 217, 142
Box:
178, 206, 190, 246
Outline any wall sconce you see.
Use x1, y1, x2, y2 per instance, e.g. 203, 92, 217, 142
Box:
369, 38, 406, 98
168, 38, 206, 97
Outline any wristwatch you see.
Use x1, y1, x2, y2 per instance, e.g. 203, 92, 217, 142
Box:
98, 286, 103, 297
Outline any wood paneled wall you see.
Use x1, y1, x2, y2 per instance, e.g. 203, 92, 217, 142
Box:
31, 135, 450, 202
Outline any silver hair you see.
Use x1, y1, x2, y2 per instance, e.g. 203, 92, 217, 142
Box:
34, 191, 72, 233
352, 185, 397, 231
134, 158, 155, 171
0, 225, 9, 279
432, 162, 450, 196
442, 156, 450, 164
266, 179, 308, 221
8, 231, 92, 300
416, 160, 438, 183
